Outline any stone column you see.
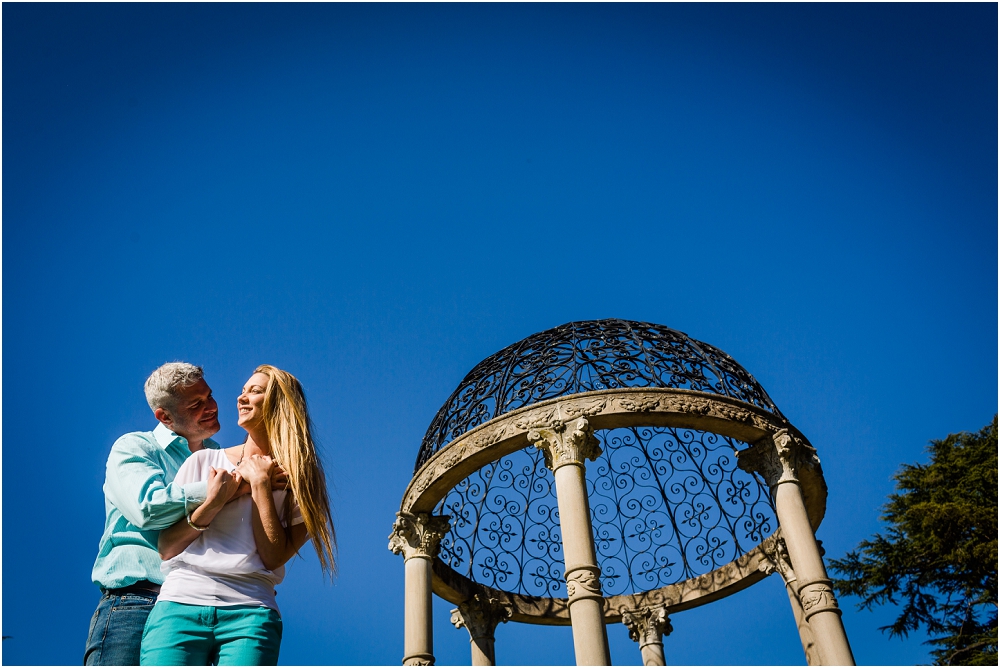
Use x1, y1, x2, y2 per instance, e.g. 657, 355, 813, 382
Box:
621, 605, 672, 666
528, 417, 612, 666
389, 512, 452, 666
759, 537, 819, 665
450, 594, 512, 666
739, 430, 855, 666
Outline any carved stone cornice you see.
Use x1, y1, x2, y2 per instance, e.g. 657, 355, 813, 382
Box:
621, 605, 672, 649
758, 536, 797, 587
565, 566, 604, 604
450, 594, 512, 641
388, 512, 451, 561
737, 428, 820, 488
527, 417, 602, 472
797, 579, 842, 621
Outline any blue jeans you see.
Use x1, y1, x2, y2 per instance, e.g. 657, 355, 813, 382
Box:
84, 591, 158, 666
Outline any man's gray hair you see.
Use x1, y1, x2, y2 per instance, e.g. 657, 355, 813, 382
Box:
144, 362, 205, 411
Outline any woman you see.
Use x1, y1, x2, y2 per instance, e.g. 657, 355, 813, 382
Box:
140, 365, 336, 666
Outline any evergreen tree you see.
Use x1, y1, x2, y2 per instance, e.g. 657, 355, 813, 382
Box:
830, 416, 998, 665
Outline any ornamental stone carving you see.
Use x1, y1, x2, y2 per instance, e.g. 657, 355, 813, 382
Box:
514, 407, 559, 431
798, 580, 841, 621
528, 417, 602, 472
618, 395, 661, 412
665, 396, 711, 416
759, 537, 796, 586
565, 567, 604, 603
621, 605, 672, 648
388, 512, 451, 561
438, 445, 466, 469
562, 397, 609, 418
450, 595, 512, 641
737, 428, 819, 488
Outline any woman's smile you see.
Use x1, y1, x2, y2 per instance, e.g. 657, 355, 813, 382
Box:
237, 372, 269, 426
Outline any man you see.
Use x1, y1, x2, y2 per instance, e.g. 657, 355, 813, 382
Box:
84, 362, 235, 666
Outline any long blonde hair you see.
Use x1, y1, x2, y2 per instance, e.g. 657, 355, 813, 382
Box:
255, 364, 337, 576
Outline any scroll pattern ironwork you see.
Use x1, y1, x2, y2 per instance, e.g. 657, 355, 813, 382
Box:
417, 319, 783, 471
437, 446, 566, 596
435, 427, 776, 598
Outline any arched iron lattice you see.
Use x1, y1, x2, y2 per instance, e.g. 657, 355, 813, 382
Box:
417, 319, 783, 472
435, 427, 776, 598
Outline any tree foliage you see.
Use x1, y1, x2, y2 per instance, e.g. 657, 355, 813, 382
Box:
830, 416, 998, 665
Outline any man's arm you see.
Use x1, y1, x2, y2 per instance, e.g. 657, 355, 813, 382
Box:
104, 434, 208, 531
158, 468, 242, 560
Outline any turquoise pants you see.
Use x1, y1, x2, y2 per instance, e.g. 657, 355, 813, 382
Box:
140, 601, 282, 666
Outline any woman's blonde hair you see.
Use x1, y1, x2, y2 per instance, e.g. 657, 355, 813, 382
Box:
255, 364, 337, 575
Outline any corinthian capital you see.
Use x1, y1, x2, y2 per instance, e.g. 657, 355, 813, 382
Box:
621, 605, 672, 649
758, 536, 797, 586
450, 594, 512, 641
737, 428, 819, 488
528, 417, 602, 472
388, 512, 451, 561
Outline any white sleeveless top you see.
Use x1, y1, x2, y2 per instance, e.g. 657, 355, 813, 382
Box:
158, 448, 303, 611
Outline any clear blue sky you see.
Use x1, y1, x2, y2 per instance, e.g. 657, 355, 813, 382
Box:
2, 3, 996, 665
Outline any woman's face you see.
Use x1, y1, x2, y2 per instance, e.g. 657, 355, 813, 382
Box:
237, 372, 270, 429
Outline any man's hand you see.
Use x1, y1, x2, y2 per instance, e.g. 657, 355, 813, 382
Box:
206, 467, 241, 506
271, 464, 289, 491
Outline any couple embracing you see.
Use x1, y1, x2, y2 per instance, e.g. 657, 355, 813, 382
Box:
85, 363, 336, 666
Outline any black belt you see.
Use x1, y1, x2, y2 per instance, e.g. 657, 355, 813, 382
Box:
106, 580, 161, 596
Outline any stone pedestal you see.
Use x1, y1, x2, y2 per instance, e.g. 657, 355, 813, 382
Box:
529, 418, 612, 666
389, 512, 451, 666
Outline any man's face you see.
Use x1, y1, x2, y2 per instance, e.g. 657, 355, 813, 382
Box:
157, 379, 220, 443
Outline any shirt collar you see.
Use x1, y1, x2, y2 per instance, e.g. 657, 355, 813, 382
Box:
153, 422, 185, 450
152, 423, 220, 451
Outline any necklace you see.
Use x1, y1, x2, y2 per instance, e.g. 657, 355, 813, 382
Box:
236, 441, 247, 466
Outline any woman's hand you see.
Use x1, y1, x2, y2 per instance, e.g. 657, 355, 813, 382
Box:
238, 454, 276, 488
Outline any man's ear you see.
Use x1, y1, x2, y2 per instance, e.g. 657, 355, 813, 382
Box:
154, 407, 173, 428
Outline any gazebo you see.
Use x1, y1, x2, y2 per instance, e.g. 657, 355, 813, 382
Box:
389, 319, 854, 666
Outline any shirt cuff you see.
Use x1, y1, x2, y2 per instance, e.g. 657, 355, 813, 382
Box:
183, 481, 208, 514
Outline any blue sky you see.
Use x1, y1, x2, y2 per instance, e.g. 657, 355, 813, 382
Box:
2, 3, 996, 665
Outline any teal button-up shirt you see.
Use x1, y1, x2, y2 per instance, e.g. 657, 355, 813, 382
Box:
91, 423, 220, 589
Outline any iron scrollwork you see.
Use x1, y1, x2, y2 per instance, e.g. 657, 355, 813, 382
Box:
417, 319, 783, 471
435, 427, 776, 598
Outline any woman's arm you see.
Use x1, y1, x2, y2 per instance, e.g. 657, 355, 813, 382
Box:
240, 455, 310, 570
157, 467, 242, 560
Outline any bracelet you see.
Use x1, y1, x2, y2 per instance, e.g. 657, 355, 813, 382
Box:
187, 513, 210, 531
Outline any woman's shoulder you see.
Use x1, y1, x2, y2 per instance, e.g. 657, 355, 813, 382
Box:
181, 447, 230, 468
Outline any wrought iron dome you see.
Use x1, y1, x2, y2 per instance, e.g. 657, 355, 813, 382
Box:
416, 318, 784, 472
393, 320, 850, 665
